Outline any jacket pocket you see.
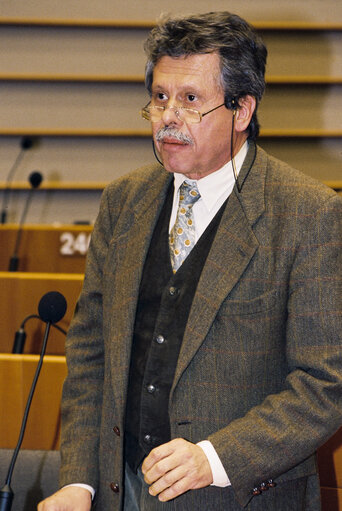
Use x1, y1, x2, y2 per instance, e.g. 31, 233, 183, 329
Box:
218, 287, 284, 316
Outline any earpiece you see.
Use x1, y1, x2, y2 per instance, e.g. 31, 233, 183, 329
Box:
225, 97, 238, 111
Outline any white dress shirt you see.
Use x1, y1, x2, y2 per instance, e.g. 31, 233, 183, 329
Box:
66, 141, 248, 496
170, 141, 248, 239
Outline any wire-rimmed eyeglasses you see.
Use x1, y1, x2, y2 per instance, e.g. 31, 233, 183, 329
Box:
140, 101, 226, 124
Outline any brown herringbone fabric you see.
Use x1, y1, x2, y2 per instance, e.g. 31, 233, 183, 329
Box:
60, 145, 342, 510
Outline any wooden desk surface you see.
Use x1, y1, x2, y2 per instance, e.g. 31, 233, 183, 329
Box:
0, 271, 83, 354
0, 223, 92, 273
0, 354, 67, 450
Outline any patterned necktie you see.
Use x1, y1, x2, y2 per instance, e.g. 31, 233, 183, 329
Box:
169, 180, 201, 272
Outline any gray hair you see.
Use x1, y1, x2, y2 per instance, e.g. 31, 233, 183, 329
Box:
144, 12, 267, 140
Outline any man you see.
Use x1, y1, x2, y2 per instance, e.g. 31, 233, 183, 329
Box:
38, 11, 342, 511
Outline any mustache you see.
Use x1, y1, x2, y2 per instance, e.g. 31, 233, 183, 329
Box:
155, 127, 194, 145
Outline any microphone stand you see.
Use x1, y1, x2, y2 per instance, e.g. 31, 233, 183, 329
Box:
1, 137, 34, 224
1, 153, 25, 225
0, 321, 52, 511
8, 172, 43, 272
8, 188, 34, 272
12, 314, 67, 354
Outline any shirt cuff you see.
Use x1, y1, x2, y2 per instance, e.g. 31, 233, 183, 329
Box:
197, 440, 231, 487
63, 483, 95, 500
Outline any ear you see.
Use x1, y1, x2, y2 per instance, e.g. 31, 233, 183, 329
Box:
234, 95, 256, 133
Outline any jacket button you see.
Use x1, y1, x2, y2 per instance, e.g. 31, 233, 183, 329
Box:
113, 426, 120, 436
267, 479, 276, 488
144, 434, 152, 444
110, 482, 119, 493
260, 482, 268, 491
252, 487, 261, 496
147, 384, 156, 393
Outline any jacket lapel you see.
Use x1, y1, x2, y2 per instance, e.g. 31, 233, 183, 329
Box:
172, 144, 267, 391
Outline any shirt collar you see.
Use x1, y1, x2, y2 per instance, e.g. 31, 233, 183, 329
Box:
173, 141, 248, 212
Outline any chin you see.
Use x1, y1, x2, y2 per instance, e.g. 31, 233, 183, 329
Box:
161, 157, 190, 175
163, 162, 190, 175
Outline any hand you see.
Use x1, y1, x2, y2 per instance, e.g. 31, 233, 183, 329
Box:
37, 486, 92, 510
141, 438, 213, 502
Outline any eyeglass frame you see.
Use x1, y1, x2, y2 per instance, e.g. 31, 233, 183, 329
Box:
140, 100, 227, 124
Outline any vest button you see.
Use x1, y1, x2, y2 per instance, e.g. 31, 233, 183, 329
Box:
144, 434, 152, 444
113, 426, 120, 436
147, 384, 156, 393
155, 335, 165, 344
169, 286, 178, 296
110, 482, 119, 493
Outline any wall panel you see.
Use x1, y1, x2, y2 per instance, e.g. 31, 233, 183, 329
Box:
1, 0, 342, 23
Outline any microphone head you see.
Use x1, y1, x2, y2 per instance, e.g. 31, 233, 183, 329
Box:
28, 171, 43, 189
21, 136, 34, 150
38, 291, 67, 324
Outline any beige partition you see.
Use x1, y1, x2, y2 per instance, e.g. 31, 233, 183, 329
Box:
0, 224, 91, 273
0, 16, 341, 225
0, 353, 67, 450
0, 271, 83, 354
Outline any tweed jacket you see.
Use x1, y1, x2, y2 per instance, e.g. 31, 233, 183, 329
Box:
59, 145, 342, 510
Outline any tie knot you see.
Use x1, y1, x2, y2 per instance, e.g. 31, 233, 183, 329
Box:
179, 180, 200, 207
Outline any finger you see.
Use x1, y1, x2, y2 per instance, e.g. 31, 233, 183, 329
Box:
142, 441, 176, 474
143, 438, 194, 482
148, 464, 185, 497
157, 475, 193, 502
144, 454, 178, 485
155, 460, 213, 503
37, 486, 92, 510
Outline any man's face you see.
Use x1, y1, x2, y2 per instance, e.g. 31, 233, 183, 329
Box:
151, 53, 234, 180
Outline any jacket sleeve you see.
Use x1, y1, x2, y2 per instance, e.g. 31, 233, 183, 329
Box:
208, 193, 342, 507
59, 186, 113, 490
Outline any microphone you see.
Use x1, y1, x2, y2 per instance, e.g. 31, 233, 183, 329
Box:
1, 137, 35, 224
12, 313, 67, 354
0, 291, 67, 511
8, 171, 43, 272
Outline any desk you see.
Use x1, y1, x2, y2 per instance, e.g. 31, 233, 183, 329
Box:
0, 354, 67, 450
318, 427, 342, 510
0, 224, 92, 273
0, 271, 83, 354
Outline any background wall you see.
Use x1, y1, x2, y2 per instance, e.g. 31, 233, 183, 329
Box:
0, 0, 341, 225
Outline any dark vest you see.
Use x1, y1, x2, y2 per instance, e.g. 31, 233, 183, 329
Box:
124, 183, 227, 471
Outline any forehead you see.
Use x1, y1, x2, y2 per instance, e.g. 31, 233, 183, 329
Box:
152, 53, 222, 90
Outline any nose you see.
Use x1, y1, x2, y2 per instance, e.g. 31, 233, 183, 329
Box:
161, 104, 183, 126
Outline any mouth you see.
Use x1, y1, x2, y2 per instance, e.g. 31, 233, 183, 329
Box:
162, 137, 188, 145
